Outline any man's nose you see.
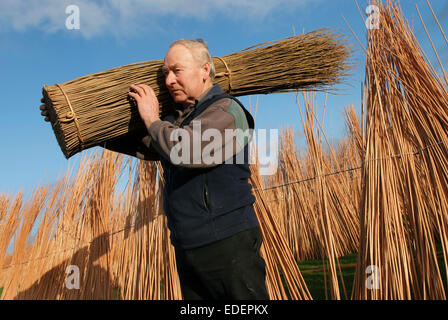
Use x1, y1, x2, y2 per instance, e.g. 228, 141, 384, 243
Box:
165, 71, 176, 87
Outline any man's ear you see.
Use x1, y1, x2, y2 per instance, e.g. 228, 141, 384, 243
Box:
202, 62, 211, 82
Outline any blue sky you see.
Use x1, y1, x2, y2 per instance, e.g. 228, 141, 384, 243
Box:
0, 0, 447, 197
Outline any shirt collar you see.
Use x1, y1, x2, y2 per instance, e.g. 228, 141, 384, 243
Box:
175, 83, 223, 114
194, 83, 223, 106
194, 85, 214, 105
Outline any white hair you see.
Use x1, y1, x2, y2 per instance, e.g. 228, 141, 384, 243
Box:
168, 39, 216, 81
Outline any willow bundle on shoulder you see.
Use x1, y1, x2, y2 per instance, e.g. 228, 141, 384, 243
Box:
42, 29, 351, 158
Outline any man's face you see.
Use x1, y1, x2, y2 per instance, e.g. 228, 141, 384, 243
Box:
163, 45, 208, 107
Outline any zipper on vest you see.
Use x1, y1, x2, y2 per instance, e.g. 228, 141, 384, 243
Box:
204, 174, 211, 212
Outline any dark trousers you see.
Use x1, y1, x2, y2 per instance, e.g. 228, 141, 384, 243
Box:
174, 227, 269, 300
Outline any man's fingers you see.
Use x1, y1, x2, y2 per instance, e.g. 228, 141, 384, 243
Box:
146, 85, 156, 98
130, 84, 145, 97
136, 84, 149, 96
40, 104, 50, 121
128, 91, 140, 103
39, 100, 50, 122
131, 84, 155, 97
139, 84, 154, 96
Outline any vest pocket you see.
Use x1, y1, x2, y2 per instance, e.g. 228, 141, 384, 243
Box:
204, 174, 211, 212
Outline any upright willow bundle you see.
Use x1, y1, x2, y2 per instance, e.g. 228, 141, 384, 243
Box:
0, 150, 182, 300
255, 92, 362, 299
295, 91, 360, 299
1, 106, 369, 300
0, 149, 313, 300
41, 29, 351, 158
250, 160, 312, 300
352, 0, 448, 299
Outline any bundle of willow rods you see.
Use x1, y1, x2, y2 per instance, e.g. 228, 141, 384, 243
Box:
352, 0, 448, 299
42, 29, 351, 159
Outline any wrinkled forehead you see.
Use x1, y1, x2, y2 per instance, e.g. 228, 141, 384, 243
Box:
164, 44, 198, 68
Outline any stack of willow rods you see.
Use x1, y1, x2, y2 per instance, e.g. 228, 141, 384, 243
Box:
0, 151, 122, 299
352, 0, 448, 299
0, 116, 369, 300
266, 130, 324, 262
297, 91, 341, 300
250, 159, 312, 300
126, 159, 181, 300
268, 129, 318, 262
0, 187, 48, 298
344, 105, 365, 165
263, 125, 361, 264
342, 105, 364, 214
0, 194, 10, 223
296, 91, 363, 299
0, 193, 23, 262
42, 29, 351, 159
0, 147, 315, 300
0, 193, 24, 296
0, 194, 11, 288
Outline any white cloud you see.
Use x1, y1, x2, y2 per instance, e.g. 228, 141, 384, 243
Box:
0, 0, 111, 38
0, 0, 315, 39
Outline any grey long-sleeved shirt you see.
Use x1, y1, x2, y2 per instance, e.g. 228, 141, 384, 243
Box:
104, 84, 251, 167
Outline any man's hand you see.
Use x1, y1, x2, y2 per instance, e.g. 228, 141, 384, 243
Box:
39, 97, 51, 122
129, 84, 160, 129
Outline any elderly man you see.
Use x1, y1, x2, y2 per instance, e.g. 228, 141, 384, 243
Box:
40, 39, 268, 300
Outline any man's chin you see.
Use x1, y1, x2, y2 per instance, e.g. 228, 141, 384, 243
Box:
172, 95, 187, 105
